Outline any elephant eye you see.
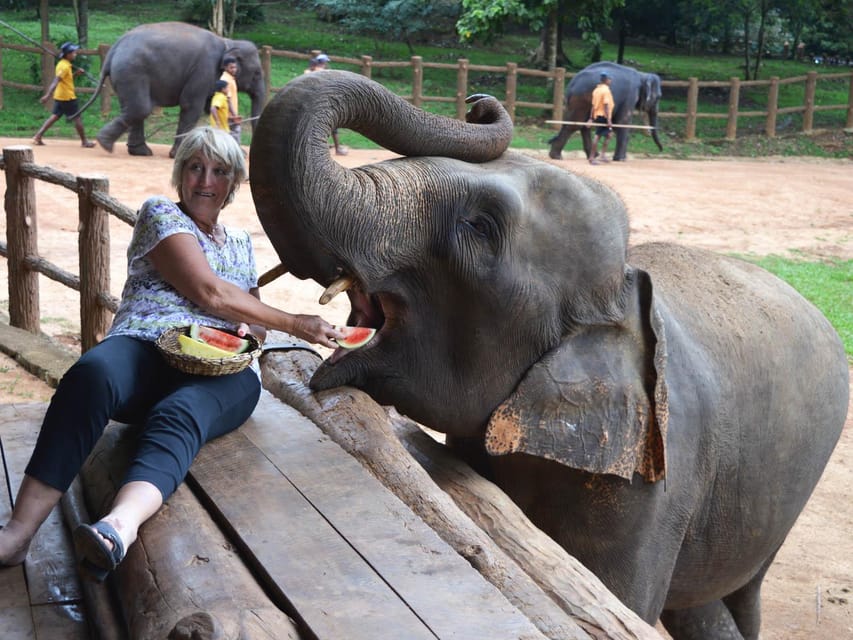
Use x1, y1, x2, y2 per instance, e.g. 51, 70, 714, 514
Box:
464, 215, 491, 237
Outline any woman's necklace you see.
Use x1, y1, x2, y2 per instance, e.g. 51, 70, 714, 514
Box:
179, 202, 225, 246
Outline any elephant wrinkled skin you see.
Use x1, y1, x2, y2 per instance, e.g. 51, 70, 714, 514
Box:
249, 70, 849, 640
548, 61, 663, 161
78, 22, 265, 157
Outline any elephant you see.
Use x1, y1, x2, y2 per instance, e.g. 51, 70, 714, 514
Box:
78, 22, 265, 157
249, 70, 849, 639
548, 61, 663, 161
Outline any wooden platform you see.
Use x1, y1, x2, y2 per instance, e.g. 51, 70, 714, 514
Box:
0, 392, 542, 639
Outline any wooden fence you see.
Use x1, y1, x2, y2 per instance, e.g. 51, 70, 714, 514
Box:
1, 38, 852, 140
0, 145, 131, 351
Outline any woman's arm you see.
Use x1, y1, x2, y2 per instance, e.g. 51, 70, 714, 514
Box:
148, 232, 341, 348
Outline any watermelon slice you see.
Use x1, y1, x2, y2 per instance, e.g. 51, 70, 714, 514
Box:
178, 334, 237, 359
335, 326, 376, 350
189, 324, 250, 354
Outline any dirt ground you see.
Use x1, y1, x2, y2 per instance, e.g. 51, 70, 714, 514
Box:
0, 137, 850, 638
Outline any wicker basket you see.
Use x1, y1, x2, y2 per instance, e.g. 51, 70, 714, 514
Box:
156, 326, 261, 376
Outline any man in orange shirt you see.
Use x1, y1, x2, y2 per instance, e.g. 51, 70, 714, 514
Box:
33, 42, 95, 147
587, 71, 614, 165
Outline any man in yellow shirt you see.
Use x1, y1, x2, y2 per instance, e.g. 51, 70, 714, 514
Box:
219, 57, 242, 145
33, 42, 95, 147
587, 71, 614, 165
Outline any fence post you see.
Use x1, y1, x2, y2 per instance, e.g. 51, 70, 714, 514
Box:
411, 56, 423, 108
40, 40, 53, 102
260, 45, 272, 105
98, 44, 111, 116
765, 76, 779, 137
505, 62, 517, 122
686, 77, 698, 140
456, 58, 469, 120
4, 146, 41, 334
551, 67, 565, 124
847, 71, 853, 129
77, 175, 112, 352
360, 55, 373, 79
802, 71, 817, 133
726, 77, 740, 140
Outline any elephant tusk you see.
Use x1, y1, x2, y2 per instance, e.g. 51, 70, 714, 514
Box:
319, 276, 355, 305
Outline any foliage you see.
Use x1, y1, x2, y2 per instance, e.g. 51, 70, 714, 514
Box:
740, 255, 853, 358
310, 0, 459, 53
1, 1, 851, 159
179, 0, 265, 32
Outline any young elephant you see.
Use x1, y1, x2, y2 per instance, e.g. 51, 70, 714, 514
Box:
249, 70, 849, 639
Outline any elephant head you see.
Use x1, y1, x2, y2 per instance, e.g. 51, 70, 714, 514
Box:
250, 71, 667, 472
638, 72, 663, 152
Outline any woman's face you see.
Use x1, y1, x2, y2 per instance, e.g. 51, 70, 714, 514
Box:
181, 153, 233, 219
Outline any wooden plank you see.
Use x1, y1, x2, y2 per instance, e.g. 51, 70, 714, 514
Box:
189, 403, 437, 640
0, 404, 83, 607
241, 392, 543, 640
0, 406, 36, 639
31, 603, 89, 640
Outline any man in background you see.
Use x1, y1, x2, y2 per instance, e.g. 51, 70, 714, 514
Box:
587, 71, 613, 165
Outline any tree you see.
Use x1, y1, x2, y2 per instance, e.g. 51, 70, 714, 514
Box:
456, 0, 624, 70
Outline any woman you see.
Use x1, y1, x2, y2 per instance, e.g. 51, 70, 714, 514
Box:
0, 127, 342, 581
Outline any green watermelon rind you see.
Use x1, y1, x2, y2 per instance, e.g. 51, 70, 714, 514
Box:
335, 326, 376, 350
188, 324, 250, 354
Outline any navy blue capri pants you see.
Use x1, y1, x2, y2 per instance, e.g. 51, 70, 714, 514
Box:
26, 335, 261, 501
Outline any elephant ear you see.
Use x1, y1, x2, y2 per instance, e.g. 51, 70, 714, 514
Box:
485, 269, 669, 482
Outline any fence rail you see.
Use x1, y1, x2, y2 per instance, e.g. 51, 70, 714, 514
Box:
0, 145, 128, 352
1, 37, 852, 141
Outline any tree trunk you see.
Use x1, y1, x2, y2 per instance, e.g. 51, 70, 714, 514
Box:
260, 339, 663, 640
751, 0, 769, 80
72, 0, 89, 47
210, 0, 225, 36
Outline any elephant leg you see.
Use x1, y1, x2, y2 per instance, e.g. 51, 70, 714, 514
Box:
169, 107, 204, 159
660, 600, 744, 640
126, 121, 153, 156
96, 117, 129, 153
720, 553, 776, 639
547, 126, 574, 160
612, 130, 629, 161
581, 128, 592, 158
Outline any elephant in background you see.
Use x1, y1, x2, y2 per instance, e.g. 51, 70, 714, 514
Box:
249, 70, 849, 639
548, 61, 663, 161
78, 22, 265, 157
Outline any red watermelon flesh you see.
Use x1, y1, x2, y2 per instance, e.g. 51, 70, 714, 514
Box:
189, 324, 250, 354
335, 326, 376, 350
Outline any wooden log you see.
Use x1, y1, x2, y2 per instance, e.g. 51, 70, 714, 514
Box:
60, 477, 127, 640
260, 340, 661, 639
79, 423, 303, 640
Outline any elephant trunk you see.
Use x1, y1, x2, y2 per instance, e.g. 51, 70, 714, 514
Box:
649, 110, 663, 151
249, 70, 514, 285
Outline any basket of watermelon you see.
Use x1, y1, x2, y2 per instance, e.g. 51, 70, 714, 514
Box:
156, 324, 262, 376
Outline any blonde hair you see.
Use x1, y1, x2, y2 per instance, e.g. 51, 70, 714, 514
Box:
171, 127, 247, 207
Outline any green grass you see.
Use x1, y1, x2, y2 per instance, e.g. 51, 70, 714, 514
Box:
741, 255, 853, 358
2, 3, 851, 157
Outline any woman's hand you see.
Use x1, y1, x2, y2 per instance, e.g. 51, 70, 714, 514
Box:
288, 315, 343, 349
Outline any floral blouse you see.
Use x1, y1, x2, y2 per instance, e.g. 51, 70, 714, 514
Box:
107, 196, 258, 342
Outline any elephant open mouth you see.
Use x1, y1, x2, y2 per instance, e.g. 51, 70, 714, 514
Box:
322, 275, 391, 366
